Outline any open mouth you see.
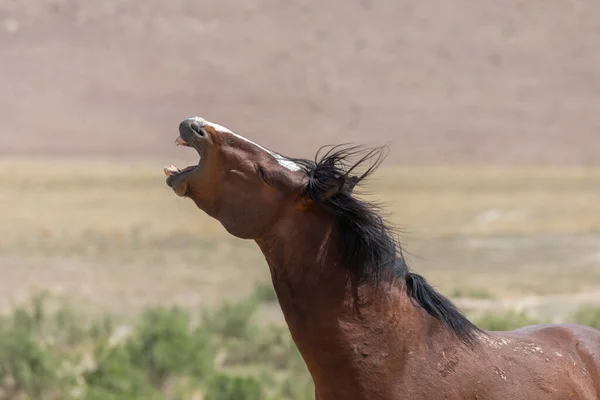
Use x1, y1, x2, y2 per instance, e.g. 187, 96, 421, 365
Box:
164, 135, 198, 182
164, 117, 211, 189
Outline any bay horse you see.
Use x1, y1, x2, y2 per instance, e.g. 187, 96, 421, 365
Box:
165, 116, 600, 400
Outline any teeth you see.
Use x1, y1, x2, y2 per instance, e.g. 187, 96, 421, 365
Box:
164, 165, 180, 177
175, 136, 188, 146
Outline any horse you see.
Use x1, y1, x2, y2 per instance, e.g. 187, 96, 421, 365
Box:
164, 116, 600, 400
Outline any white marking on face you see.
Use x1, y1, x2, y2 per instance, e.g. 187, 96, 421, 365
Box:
190, 117, 301, 172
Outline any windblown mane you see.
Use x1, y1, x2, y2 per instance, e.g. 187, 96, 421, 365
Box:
290, 145, 481, 344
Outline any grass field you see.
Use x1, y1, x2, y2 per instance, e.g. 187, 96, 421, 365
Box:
1, 158, 600, 322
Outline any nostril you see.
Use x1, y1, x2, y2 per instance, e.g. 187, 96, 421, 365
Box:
189, 121, 205, 136
179, 117, 207, 138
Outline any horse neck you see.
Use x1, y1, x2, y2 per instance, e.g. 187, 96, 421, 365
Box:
255, 213, 448, 398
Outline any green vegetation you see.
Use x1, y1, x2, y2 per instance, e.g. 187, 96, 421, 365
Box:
251, 283, 278, 303
569, 306, 600, 330
450, 288, 496, 300
473, 309, 543, 331
0, 292, 312, 400
2, 288, 600, 399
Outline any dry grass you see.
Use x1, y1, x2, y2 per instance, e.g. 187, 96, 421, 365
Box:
370, 166, 600, 236
1, 158, 599, 319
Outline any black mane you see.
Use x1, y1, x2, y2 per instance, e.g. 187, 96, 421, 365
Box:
290, 145, 481, 344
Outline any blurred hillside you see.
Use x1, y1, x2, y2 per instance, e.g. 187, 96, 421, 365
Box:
1, 0, 599, 164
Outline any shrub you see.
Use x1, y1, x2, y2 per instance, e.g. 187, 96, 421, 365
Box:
474, 309, 541, 331
82, 344, 163, 400
571, 306, 600, 330
202, 299, 259, 341
252, 283, 278, 303
126, 306, 214, 388
274, 346, 313, 400
0, 293, 70, 399
0, 289, 315, 400
204, 373, 264, 400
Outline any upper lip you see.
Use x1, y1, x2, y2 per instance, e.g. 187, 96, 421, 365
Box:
175, 136, 190, 147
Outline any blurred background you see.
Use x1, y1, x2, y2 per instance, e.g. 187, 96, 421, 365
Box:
1, 0, 599, 398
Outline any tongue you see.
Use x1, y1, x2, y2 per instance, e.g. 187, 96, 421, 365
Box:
175, 136, 188, 146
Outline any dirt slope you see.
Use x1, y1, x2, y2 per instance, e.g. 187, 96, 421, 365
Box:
1, 0, 599, 164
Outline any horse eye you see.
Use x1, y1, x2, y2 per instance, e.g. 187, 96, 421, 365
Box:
258, 166, 268, 182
